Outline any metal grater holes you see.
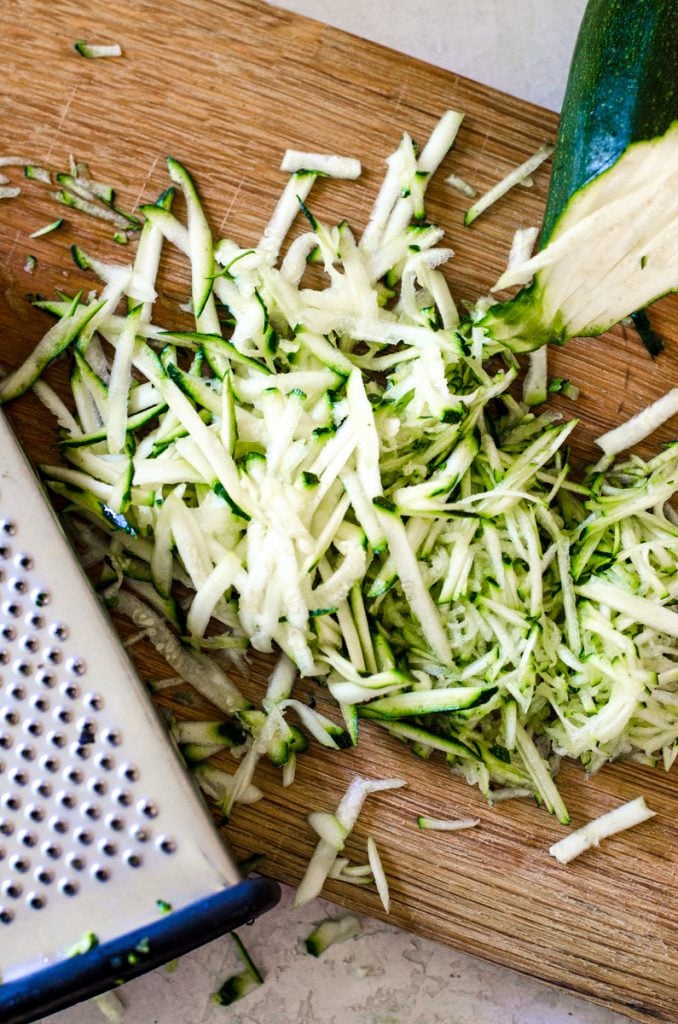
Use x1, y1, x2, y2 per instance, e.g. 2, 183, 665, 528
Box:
0, 519, 177, 923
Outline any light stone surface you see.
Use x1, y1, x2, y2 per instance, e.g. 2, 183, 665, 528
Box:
271, 0, 589, 111
40, 3, 629, 1023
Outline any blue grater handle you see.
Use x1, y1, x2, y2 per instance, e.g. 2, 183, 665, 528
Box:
0, 874, 280, 1024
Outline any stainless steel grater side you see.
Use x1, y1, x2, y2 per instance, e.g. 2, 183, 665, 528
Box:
0, 411, 279, 1024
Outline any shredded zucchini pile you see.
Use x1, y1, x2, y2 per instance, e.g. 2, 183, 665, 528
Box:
4, 111, 678, 826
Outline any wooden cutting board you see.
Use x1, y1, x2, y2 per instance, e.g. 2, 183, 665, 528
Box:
1, 2, 677, 1021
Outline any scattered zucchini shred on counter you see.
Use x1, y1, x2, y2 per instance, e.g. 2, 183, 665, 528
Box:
91, 990, 125, 1023
212, 933, 263, 1006
304, 914, 361, 956
4, 107, 678, 832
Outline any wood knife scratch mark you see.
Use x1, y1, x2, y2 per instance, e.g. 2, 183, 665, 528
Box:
132, 155, 160, 208
392, 79, 405, 122
218, 178, 243, 235
56, 86, 78, 132
45, 86, 79, 163
1, 231, 21, 271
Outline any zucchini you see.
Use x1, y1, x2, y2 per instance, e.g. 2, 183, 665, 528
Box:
294, 776, 406, 908
359, 685, 489, 720
166, 157, 214, 319
416, 815, 480, 831
483, 0, 678, 350
366, 834, 390, 912
304, 914, 361, 956
29, 217, 63, 237
74, 41, 122, 59
24, 164, 51, 184
212, 933, 263, 1006
0, 298, 105, 402
548, 796, 656, 864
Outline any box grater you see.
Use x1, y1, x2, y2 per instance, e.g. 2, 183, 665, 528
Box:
0, 411, 279, 1024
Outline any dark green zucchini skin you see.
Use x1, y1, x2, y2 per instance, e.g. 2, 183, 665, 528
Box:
541, 0, 678, 243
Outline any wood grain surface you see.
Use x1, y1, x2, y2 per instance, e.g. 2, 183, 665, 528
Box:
1, 2, 677, 1021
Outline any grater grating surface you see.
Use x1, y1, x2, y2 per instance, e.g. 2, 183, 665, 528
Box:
0, 411, 277, 1002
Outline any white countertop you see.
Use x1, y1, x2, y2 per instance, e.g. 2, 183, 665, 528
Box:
44, 3, 628, 1024
272, 0, 587, 112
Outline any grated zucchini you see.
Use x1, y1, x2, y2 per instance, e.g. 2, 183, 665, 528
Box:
4, 106, 677, 846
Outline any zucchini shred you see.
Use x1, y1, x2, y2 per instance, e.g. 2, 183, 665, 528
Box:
3, 107, 677, 870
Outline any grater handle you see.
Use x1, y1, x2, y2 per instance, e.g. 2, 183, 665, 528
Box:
0, 875, 280, 1024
